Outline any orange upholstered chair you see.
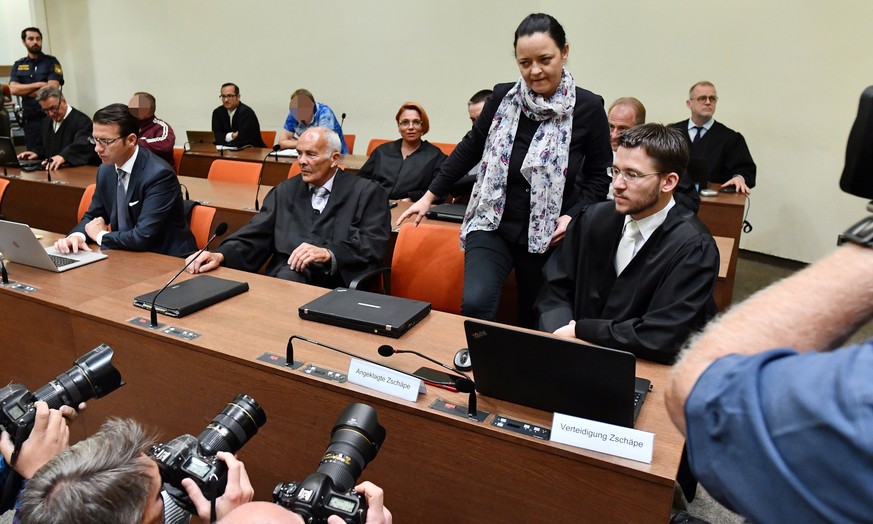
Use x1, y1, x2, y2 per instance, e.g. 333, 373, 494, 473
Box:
350, 223, 463, 314
189, 205, 217, 249
207, 159, 261, 185
288, 161, 301, 179
366, 138, 392, 156
78, 184, 97, 222
344, 134, 356, 154
172, 147, 183, 173
0, 178, 9, 217
261, 130, 277, 148
432, 142, 457, 156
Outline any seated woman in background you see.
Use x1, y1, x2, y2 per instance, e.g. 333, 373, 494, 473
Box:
358, 102, 447, 201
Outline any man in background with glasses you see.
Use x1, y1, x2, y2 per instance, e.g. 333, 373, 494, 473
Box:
54, 103, 195, 257
15, 86, 98, 170
535, 124, 719, 364
211, 83, 266, 148
670, 81, 756, 194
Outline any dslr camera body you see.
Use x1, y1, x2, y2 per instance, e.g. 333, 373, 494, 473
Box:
148, 393, 266, 512
0, 344, 123, 460
273, 403, 386, 524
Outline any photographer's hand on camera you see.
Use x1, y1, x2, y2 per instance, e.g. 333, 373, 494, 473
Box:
182, 451, 254, 523
0, 402, 71, 478
327, 482, 392, 524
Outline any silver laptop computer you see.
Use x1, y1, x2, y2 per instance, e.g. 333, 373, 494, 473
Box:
0, 220, 107, 272
185, 130, 215, 146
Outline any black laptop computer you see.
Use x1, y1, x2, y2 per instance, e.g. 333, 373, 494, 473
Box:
0, 136, 43, 170
133, 275, 249, 318
426, 203, 467, 223
464, 320, 651, 428
299, 288, 431, 338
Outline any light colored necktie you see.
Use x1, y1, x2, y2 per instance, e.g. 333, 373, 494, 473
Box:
116, 168, 130, 231
615, 220, 640, 275
311, 186, 329, 213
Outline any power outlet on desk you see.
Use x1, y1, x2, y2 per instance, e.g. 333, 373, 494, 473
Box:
301, 364, 347, 383
491, 415, 550, 440
256, 351, 304, 370
430, 399, 489, 422
127, 318, 200, 340
0, 281, 37, 294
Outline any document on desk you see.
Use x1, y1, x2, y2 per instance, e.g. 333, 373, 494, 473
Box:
272, 148, 298, 157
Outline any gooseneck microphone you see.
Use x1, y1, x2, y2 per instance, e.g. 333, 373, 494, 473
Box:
148, 222, 228, 327
254, 145, 280, 211
286, 335, 414, 378
340, 113, 346, 128
0, 257, 9, 285
378, 345, 477, 417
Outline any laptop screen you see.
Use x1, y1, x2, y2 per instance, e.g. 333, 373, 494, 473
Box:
464, 320, 641, 427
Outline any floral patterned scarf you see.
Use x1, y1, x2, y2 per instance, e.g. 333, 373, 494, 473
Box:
461, 69, 575, 253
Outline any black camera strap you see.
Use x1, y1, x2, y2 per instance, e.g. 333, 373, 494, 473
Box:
209, 482, 218, 524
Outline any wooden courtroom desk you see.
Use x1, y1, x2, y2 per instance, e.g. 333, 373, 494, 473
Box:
3, 250, 684, 522
0, 238, 182, 440
179, 144, 368, 186
699, 186, 747, 309
0, 166, 96, 233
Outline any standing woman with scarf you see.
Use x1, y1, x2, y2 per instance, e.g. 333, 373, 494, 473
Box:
397, 13, 612, 327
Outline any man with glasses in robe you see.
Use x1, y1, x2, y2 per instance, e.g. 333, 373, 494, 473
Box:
15, 86, 98, 169
535, 124, 719, 364
670, 81, 756, 194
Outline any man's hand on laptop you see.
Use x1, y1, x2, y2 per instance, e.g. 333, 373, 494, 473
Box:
55, 234, 92, 254
16, 151, 38, 161
186, 250, 224, 274
288, 242, 330, 272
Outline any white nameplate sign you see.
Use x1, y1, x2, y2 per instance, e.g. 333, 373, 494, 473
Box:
550, 412, 655, 464
347, 358, 424, 402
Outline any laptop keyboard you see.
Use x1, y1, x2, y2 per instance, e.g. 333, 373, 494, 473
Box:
49, 254, 77, 267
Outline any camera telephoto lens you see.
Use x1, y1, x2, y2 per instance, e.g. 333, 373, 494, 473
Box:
197, 393, 267, 455
316, 403, 386, 491
31, 344, 123, 409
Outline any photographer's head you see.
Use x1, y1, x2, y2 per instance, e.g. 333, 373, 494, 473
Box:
19, 418, 165, 524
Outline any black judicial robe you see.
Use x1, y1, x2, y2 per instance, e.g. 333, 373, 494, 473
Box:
535, 201, 719, 364
671, 119, 756, 188
38, 107, 98, 166
357, 139, 446, 200
216, 169, 390, 287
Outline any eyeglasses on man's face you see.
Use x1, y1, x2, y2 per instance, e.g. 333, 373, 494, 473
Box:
219, 94, 239, 100
608, 167, 664, 183
88, 136, 124, 147
694, 95, 718, 104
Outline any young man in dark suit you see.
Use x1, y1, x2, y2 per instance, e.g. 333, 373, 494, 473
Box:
211, 82, 265, 148
670, 81, 756, 195
186, 127, 390, 288
54, 103, 196, 257
535, 124, 719, 364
